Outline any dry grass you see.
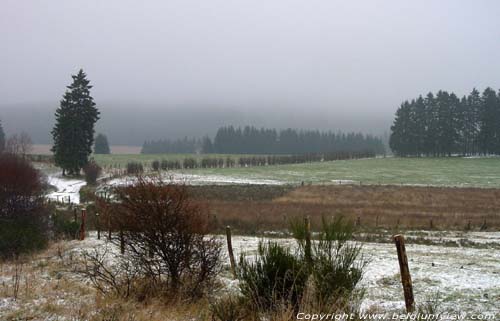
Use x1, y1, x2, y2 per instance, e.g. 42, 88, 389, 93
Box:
198, 185, 500, 233
0, 241, 214, 321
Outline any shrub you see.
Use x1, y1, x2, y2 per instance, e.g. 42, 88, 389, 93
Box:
108, 176, 222, 299
79, 185, 96, 203
0, 154, 49, 259
210, 295, 248, 321
238, 216, 366, 315
151, 159, 160, 171
238, 241, 308, 311
77, 245, 141, 298
292, 216, 366, 308
82, 159, 102, 185
126, 162, 143, 175
52, 211, 80, 239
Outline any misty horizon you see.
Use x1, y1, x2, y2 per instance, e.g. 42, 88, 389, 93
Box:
2, 0, 500, 145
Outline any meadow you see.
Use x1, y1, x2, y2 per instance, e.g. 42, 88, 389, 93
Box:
94, 154, 500, 188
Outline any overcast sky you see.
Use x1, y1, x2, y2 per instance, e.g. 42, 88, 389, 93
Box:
1, 0, 500, 142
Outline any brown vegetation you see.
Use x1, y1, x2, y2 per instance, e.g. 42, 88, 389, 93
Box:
0, 153, 50, 259
188, 184, 500, 233
92, 177, 222, 300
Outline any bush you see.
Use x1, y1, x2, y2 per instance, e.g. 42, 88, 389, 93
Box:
151, 159, 160, 171
311, 217, 365, 304
291, 216, 366, 309
104, 176, 222, 300
0, 154, 49, 259
238, 241, 308, 311
238, 216, 366, 315
82, 159, 102, 185
210, 295, 248, 321
126, 162, 144, 175
52, 211, 80, 239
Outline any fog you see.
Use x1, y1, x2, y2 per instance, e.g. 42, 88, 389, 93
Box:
1, 0, 500, 145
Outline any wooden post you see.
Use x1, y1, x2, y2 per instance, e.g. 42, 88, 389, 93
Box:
79, 209, 86, 241
304, 217, 312, 267
376, 215, 379, 228
226, 226, 237, 279
393, 234, 415, 312
96, 213, 101, 240
120, 230, 125, 254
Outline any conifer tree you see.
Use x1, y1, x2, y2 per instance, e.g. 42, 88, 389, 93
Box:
51, 69, 100, 175
0, 119, 5, 154
94, 133, 110, 154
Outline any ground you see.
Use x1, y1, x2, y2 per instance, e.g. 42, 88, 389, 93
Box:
91, 155, 500, 188
1, 232, 499, 320
4, 155, 499, 320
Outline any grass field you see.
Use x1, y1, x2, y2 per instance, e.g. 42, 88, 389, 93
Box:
93, 153, 262, 167
94, 154, 500, 188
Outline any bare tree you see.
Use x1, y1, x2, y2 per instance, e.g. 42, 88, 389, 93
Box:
5, 132, 33, 157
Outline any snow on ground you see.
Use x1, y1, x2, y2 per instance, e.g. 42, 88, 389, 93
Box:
229, 234, 500, 314
59, 231, 500, 315
45, 171, 283, 205
105, 172, 284, 187
1, 231, 498, 318
47, 174, 86, 204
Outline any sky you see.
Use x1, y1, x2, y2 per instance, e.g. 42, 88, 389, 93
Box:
1, 0, 500, 144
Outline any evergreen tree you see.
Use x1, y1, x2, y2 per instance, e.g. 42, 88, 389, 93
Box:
478, 88, 499, 154
389, 87, 500, 157
94, 133, 110, 154
51, 69, 100, 175
0, 119, 5, 154
201, 136, 213, 153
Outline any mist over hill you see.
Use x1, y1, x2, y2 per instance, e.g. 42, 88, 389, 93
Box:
0, 102, 391, 146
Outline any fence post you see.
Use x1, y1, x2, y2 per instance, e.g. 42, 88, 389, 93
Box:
96, 212, 101, 240
226, 226, 237, 279
393, 234, 415, 312
120, 229, 125, 254
79, 209, 86, 241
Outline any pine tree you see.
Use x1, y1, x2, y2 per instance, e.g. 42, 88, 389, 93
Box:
0, 119, 5, 154
201, 136, 213, 153
51, 69, 100, 175
94, 133, 110, 154
478, 88, 499, 155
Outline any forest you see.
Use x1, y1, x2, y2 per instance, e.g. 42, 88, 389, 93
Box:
390, 88, 500, 156
141, 126, 386, 155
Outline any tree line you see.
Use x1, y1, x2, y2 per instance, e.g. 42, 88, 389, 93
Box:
142, 137, 199, 154
142, 126, 385, 155
390, 88, 500, 156
138, 151, 377, 174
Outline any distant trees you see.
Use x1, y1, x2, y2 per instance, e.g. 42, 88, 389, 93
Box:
5, 132, 33, 157
0, 119, 5, 154
141, 137, 199, 154
51, 69, 100, 175
94, 133, 110, 154
141, 126, 385, 155
390, 88, 500, 156
210, 126, 385, 155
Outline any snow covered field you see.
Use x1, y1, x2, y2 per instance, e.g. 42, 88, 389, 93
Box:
228, 234, 500, 314
46, 174, 86, 204
1, 231, 498, 319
